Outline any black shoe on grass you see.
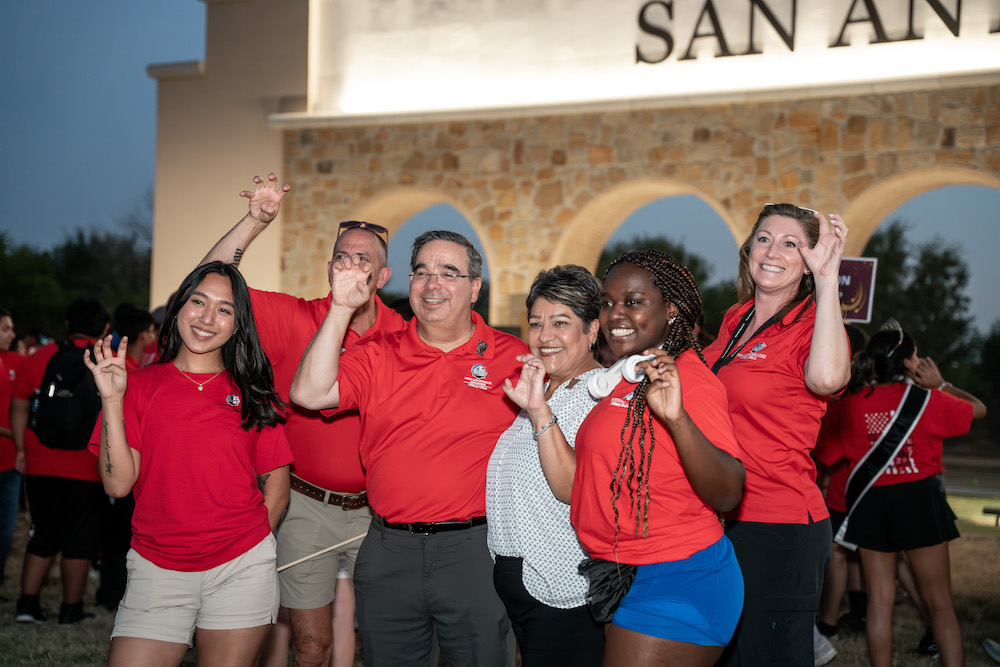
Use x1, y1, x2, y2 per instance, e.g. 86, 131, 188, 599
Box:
58, 602, 93, 625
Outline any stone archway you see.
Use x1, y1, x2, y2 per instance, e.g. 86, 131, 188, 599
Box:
552, 178, 737, 271
842, 166, 1000, 255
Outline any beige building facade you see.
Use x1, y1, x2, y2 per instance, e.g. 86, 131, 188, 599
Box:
150, 0, 1000, 328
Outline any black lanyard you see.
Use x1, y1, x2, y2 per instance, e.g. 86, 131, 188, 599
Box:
710, 305, 780, 375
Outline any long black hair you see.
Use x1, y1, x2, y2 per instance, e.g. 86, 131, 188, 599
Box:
157, 262, 285, 430
603, 249, 704, 539
846, 327, 916, 396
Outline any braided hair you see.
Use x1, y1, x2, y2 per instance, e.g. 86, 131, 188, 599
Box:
603, 250, 704, 540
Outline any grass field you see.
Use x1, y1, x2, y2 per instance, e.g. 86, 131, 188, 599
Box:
0, 495, 996, 666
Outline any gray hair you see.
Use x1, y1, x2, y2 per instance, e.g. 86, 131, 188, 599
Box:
410, 230, 483, 280
526, 265, 603, 326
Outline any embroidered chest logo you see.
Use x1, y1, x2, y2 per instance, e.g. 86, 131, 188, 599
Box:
465, 363, 492, 391
737, 341, 768, 361
610, 397, 631, 409
476, 340, 488, 356
226, 394, 241, 407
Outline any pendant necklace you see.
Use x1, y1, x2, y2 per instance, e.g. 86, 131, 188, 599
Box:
176, 366, 225, 391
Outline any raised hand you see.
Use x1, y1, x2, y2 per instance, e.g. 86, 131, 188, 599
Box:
502, 354, 548, 412
799, 213, 848, 280
639, 349, 685, 425
240, 173, 290, 225
84, 335, 128, 401
328, 254, 373, 312
906, 355, 944, 389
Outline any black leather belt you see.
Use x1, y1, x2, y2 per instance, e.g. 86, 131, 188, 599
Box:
376, 514, 486, 535
290, 475, 368, 510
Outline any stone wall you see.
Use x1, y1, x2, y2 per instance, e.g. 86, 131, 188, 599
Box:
281, 83, 1000, 327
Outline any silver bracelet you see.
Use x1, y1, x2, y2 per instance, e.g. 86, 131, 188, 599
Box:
534, 414, 558, 438
938, 381, 952, 390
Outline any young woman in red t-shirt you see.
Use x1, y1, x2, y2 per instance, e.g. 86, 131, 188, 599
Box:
86, 262, 292, 667
822, 328, 986, 667
570, 250, 746, 667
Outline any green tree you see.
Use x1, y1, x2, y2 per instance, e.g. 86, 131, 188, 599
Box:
598, 235, 736, 338
0, 194, 152, 338
862, 220, 974, 373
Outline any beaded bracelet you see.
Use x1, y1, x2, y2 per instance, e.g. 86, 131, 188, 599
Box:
534, 414, 558, 438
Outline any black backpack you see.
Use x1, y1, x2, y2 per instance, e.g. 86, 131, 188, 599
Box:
29, 341, 102, 450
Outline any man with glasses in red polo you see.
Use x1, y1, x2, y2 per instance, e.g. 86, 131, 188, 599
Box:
200, 174, 406, 667
292, 229, 526, 667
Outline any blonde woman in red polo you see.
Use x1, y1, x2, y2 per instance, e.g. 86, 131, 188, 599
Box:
705, 203, 850, 667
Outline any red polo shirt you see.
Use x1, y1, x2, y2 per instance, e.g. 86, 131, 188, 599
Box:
11, 340, 100, 481
250, 290, 406, 493
704, 300, 837, 524
334, 312, 526, 523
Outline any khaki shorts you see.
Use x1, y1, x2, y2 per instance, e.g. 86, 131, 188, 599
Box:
275, 489, 372, 609
112, 534, 279, 646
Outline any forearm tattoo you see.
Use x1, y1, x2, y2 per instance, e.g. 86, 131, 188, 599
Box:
233, 248, 244, 266
256, 472, 270, 491
102, 419, 112, 477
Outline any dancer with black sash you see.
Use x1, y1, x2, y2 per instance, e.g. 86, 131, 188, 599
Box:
814, 325, 986, 667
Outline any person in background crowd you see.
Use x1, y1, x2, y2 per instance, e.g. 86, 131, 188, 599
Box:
201, 174, 406, 667
292, 230, 526, 667
706, 203, 851, 667
11, 298, 110, 624
113, 306, 157, 371
88, 261, 291, 667
487, 265, 606, 666
95, 305, 157, 611
569, 250, 745, 666
819, 327, 985, 667
0, 307, 23, 585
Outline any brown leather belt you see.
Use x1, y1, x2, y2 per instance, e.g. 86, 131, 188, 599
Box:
290, 475, 368, 510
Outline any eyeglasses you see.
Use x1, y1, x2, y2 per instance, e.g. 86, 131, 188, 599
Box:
764, 202, 818, 215
408, 271, 470, 284
338, 221, 388, 244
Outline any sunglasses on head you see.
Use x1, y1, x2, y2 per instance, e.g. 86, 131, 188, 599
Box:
338, 221, 389, 243
764, 202, 818, 215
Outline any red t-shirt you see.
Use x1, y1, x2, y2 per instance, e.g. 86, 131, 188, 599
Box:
12, 340, 100, 481
814, 398, 850, 512
0, 351, 24, 472
88, 362, 293, 571
819, 383, 972, 488
334, 312, 526, 523
571, 350, 741, 564
138, 340, 159, 369
250, 290, 406, 492
703, 300, 837, 524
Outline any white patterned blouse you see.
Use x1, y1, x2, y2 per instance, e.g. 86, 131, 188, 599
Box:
486, 368, 602, 609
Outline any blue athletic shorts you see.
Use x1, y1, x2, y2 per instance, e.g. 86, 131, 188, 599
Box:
612, 535, 744, 646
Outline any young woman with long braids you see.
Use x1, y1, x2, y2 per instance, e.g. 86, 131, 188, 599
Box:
819, 327, 985, 667
85, 262, 293, 667
705, 203, 851, 667
567, 250, 746, 666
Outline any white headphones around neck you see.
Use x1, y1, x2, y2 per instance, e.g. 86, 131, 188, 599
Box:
587, 352, 657, 398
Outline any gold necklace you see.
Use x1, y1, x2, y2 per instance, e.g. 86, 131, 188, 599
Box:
175, 366, 225, 391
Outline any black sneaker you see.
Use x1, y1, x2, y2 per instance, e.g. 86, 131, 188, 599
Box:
14, 596, 46, 624
915, 627, 940, 658
58, 602, 94, 625
817, 620, 840, 641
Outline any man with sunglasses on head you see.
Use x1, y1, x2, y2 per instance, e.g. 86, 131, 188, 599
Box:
292, 229, 526, 667
200, 173, 406, 667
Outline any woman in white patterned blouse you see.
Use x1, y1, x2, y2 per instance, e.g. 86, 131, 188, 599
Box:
486, 264, 605, 667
